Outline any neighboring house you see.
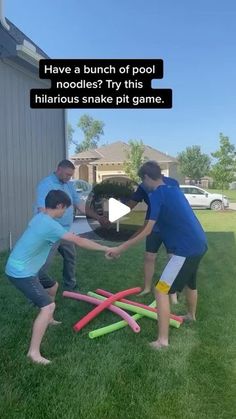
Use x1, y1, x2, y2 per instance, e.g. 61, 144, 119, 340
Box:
0, 14, 67, 250
70, 141, 180, 184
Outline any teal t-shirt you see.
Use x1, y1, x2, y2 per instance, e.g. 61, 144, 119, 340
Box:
5, 213, 67, 278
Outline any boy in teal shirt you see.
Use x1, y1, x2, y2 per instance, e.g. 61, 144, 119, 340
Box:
5, 190, 111, 365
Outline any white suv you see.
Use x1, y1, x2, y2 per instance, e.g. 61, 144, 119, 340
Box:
180, 185, 229, 211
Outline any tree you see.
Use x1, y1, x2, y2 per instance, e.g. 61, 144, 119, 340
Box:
67, 122, 74, 145
178, 146, 211, 182
124, 140, 146, 182
211, 133, 236, 190
75, 114, 104, 153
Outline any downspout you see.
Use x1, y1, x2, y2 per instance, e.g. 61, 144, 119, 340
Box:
0, 0, 10, 31
64, 109, 68, 159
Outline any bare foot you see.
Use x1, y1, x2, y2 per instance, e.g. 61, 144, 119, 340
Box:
182, 314, 196, 322
49, 319, 62, 326
27, 352, 51, 365
149, 340, 169, 350
170, 295, 178, 305
137, 289, 151, 297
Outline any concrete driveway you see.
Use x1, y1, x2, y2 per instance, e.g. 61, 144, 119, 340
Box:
71, 217, 97, 235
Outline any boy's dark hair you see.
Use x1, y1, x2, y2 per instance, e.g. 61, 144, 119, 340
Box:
138, 161, 162, 181
45, 190, 71, 209
58, 159, 75, 170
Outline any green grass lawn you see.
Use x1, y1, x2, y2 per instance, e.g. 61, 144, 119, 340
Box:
1, 211, 236, 419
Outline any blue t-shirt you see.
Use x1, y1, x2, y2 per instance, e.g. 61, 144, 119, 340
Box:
5, 213, 67, 278
131, 176, 179, 232
148, 185, 207, 257
35, 173, 80, 229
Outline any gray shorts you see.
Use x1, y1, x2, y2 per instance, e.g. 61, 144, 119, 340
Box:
7, 275, 54, 308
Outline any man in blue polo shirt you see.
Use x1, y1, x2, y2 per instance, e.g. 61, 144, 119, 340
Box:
127, 172, 179, 302
107, 161, 207, 349
35, 159, 107, 291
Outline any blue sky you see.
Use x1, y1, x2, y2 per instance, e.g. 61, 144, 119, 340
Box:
5, 0, 236, 157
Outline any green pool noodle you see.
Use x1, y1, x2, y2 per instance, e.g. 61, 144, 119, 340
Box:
87, 292, 180, 329
89, 301, 157, 339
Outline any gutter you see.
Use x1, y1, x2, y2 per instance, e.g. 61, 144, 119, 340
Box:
16, 40, 45, 67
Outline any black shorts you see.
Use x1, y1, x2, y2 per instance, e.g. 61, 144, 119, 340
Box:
7, 275, 54, 308
146, 231, 163, 253
155, 253, 205, 294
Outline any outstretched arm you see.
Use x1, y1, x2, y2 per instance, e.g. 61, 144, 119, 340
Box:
62, 232, 109, 252
106, 220, 156, 258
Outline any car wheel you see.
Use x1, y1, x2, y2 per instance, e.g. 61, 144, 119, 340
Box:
210, 200, 223, 211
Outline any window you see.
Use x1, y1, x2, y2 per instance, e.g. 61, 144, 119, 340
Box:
75, 180, 92, 192
184, 187, 205, 195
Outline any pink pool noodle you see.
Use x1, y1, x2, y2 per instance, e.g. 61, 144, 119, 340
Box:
72, 287, 141, 332
63, 291, 140, 333
96, 289, 183, 324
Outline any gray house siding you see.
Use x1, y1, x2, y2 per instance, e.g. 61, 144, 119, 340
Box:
0, 59, 66, 251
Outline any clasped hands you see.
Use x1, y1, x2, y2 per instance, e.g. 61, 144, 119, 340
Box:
97, 215, 112, 228
104, 246, 122, 260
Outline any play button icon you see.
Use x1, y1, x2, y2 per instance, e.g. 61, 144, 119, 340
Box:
81, 176, 148, 242
108, 198, 131, 223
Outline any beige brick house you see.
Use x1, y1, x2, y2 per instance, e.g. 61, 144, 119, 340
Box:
70, 141, 180, 184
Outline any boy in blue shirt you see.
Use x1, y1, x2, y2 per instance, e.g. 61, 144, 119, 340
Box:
127, 174, 179, 303
5, 190, 111, 365
108, 161, 207, 349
